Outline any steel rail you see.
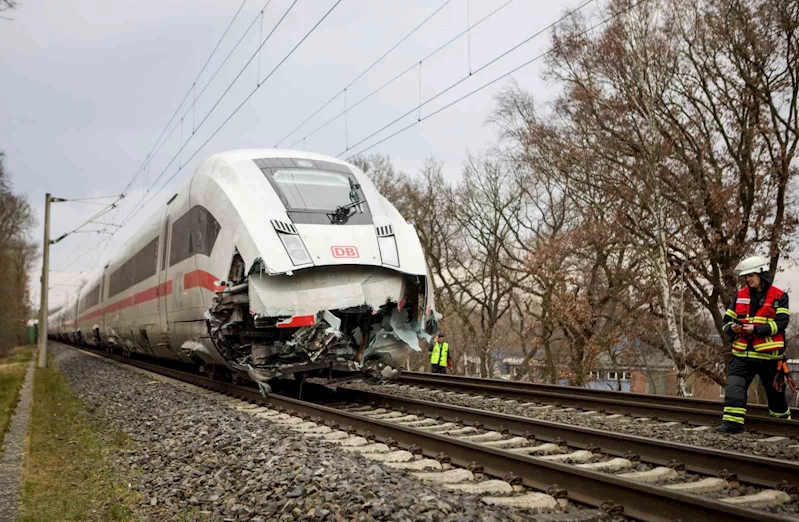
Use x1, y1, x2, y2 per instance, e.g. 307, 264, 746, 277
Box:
291, 382, 799, 488
62, 344, 796, 522
398, 372, 799, 435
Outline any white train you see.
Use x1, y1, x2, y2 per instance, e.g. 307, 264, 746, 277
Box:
49, 149, 438, 387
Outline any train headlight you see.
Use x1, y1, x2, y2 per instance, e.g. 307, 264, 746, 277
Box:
378, 236, 399, 267
278, 233, 312, 265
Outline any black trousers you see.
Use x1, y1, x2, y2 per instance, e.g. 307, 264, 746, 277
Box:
431, 365, 447, 374
722, 355, 791, 425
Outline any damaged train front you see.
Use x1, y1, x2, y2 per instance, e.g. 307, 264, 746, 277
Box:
206, 262, 437, 391
200, 152, 439, 392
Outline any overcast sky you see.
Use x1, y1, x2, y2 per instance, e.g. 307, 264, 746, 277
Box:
4, 0, 799, 310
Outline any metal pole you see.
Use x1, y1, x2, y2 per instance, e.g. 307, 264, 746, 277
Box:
38, 193, 51, 368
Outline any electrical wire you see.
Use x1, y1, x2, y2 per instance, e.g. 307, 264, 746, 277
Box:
119, 0, 303, 227
274, 0, 455, 148
122, 0, 343, 227
131, 0, 275, 189
52, 234, 114, 278
51, 234, 93, 272
343, 0, 650, 160
49, 195, 123, 245
338, 0, 601, 158
285, 0, 519, 150
120, 0, 251, 197
61, 194, 124, 202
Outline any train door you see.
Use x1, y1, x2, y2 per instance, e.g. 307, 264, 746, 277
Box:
157, 196, 176, 345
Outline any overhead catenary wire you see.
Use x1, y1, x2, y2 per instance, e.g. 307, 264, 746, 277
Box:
50, 195, 124, 245
339, 0, 607, 159
284, 0, 519, 150
118, 0, 302, 227
52, 230, 115, 282
57, 200, 124, 207
51, 234, 93, 272
119, 0, 251, 197
343, 0, 649, 160
274, 0, 455, 148
52, 234, 114, 277
121, 0, 343, 227
49, 196, 126, 301
132, 0, 275, 191
60, 194, 125, 202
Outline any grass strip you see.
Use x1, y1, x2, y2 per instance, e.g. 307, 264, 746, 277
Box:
0, 345, 35, 450
18, 361, 139, 522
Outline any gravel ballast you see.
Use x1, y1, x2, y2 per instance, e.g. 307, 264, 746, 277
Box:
341, 381, 799, 462
50, 346, 610, 522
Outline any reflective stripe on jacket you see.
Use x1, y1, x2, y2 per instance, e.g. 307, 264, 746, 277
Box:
430, 342, 449, 366
726, 285, 789, 360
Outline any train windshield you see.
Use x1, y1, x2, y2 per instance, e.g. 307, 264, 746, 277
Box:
272, 169, 364, 212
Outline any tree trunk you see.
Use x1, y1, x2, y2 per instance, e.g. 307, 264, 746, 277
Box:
652, 197, 690, 397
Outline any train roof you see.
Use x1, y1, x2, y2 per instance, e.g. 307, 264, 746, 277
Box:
210, 148, 355, 166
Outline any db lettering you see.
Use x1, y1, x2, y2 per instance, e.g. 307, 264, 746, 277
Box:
331, 246, 359, 258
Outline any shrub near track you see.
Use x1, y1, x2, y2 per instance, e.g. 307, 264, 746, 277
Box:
18, 361, 140, 522
0, 345, 34, 452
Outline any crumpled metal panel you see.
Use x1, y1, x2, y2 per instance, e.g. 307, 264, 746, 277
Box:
248, 266, 405, 317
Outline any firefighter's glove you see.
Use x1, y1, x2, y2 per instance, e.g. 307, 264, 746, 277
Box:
774, 358, 797, 394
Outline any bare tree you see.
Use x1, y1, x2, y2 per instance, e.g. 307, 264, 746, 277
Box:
0, 152, 37, 352
350, 154, 411, 216
487, 0, 799, 387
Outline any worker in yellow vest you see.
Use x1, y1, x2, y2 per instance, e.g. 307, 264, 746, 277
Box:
429, 332, 449, 374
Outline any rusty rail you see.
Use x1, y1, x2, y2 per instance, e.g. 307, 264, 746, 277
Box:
397, 372, 799, 436
286, 382, 799, 489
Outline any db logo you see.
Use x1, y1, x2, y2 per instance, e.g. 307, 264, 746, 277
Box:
331, 246, 359, 258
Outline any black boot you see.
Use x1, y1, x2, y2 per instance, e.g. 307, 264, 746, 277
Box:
715, 421, 744, 434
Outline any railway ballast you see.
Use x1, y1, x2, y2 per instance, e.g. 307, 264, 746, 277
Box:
57, 342, 799, 522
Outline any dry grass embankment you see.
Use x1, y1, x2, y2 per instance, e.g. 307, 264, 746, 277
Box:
0, 344, 34, 450
18, 360, 139, 522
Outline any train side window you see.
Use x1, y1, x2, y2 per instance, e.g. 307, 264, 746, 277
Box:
132, 238, 158, 287
80, 285, 101, 311
108, 237, 159, 297
170, 206, 221, 266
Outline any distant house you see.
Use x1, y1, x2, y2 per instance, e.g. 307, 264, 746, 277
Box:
461, 347, 530, 380
459, 337, 798, 405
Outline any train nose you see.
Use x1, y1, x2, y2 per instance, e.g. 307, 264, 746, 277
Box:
295, 224, 382, 266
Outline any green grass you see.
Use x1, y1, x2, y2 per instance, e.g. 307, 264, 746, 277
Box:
2, 344, 35, 365
17, 362, 140, 522
0, 345, 35, 451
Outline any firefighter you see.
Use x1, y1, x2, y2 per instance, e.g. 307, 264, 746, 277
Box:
717, 255, 791, 434
429, 332, 449, 374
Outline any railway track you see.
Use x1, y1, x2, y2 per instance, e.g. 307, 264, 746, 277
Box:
397, 372, 799, 436
62, 343, 798, 522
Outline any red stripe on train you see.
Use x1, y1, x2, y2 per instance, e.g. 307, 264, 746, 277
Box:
276, 315, 316, 328
184, 271, 224, 292
72, 272, 209, 324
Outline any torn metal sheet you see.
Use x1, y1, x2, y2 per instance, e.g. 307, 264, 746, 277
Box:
290, 316, 351, 362
365, 308, 430, 358
181, 340, 228, 364
322, 310, 342, 334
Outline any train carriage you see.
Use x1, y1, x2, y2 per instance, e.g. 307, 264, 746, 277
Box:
49, 149, 438, 386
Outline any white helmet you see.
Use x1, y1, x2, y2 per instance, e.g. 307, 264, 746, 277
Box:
733, 255, 770, 276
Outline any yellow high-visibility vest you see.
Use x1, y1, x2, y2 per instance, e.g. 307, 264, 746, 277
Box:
430, 342, 449, 366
